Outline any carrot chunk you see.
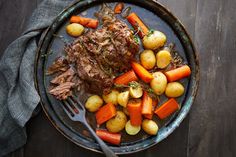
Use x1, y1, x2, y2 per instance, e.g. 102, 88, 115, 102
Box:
127, 12, 149, 38
131, 61, 153, 83
114, 70, 138, 85
96, 103, 116, 125
141, 91, 153, 115
165, 65, 191, 82
114, 3, 124, 14
70, 16, 99, 29
127, 100, 142, 126
154, 98, 180, 119
96, 130, 121, 145
143, 98, 158, 119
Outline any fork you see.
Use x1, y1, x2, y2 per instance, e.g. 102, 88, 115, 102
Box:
62, 96, 118, 157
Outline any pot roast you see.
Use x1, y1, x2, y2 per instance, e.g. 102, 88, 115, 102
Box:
48, 5, 139, 100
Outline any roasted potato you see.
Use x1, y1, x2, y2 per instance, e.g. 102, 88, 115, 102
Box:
165, 82, 184, 97
129, 86, 143, 98
142, 30, 167, 50
106, 111, 127, 133
156, 50, 172, 69
66, 23, 84, 37
125, 120, 141, 135
150, 72, 167, 95
117, 91, 129, 107
140, 50, 156, 70
103, 90, 119, 105
142, 119, 158, 135
85, 95, 103, 112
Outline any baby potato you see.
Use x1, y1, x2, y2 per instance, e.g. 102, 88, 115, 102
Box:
156, 50, 172, 69
103, 90, 119, 105
106, 111, 127, 133
142, 119, 159, 135
66, 23, 84, 37
129, 86, 143, 98
150, 72, 167, 95
165, 82, 184, 97
125, 120, 141, 135
140, 50, 156, 70
85, 95, 103, 112
117, 91, 129, 107
142, 30, 167, 50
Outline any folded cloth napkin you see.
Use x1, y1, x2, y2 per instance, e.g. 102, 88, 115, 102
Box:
0, 0, 73, 156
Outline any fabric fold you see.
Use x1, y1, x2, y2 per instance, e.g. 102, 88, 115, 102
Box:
0, 0, 73, 156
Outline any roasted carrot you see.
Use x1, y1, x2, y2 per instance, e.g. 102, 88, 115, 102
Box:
127, 100, 142, 126
131, 61, 153, 83
114, 70, 138, 85
165, 65, 191, 82
96, 130, 121, 145
114, 3, 124, 14
141, 91, 153, 115
154, 98, 180, 119
143, 99, 158, 119
127, 12, 149, 38
70, 16, 99, 29
95, 103, 116, 125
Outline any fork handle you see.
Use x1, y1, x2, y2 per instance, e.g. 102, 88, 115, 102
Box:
83, 122, 118, 157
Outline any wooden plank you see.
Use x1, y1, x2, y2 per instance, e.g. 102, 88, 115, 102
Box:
0, 0, 37, 58
188, 0, 236, 157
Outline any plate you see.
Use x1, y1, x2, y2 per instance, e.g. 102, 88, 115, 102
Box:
35, 0, 199, 154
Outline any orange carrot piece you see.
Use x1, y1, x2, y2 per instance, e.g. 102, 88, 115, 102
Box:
154, 98, 180, 119
96, 103, 116, 125
127, 100, 142, 126
96, 130, 121, 145
114, 70, 138, 85
114, 3, 124, 14
165, 65, 191, 82
70, 16, 99, 29
141, 91, 153, 115
127, 12, 149, 38
131, 61, 153, 83
143, 99, 158, 119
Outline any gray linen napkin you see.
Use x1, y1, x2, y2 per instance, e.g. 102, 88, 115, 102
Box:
0, 0, 73, 156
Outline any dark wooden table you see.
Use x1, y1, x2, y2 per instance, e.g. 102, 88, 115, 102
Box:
1, 0, 236, 157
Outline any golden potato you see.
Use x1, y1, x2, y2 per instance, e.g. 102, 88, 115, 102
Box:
85, 95, 103, 112
103, 90, 119, 105
156, 50, 172, 69
142, 119, 158, 135
142, 30, 167, 50
66, 23, 84, 37
117, 91, 129, 107
106, 111, 127, 133
129, 86, 143, 98
165, 82, 184, 97
150, 72, 167, 95
140, 50, 156, 70
125, 120, 141, 135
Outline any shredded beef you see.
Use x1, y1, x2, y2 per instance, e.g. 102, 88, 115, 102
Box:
48, 5, 139, 99
47, 56, 69, 75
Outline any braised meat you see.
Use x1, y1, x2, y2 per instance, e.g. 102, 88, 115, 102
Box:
50, 67, 75, 84
47, 56, 69, 75
49, 82, 75, 100
48, 5, 139, 99
65, 19, 139, 94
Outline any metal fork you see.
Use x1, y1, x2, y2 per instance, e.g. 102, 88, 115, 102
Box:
62, 96, 118, 157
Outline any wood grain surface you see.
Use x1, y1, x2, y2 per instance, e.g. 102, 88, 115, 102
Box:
0, 0, 235, 157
